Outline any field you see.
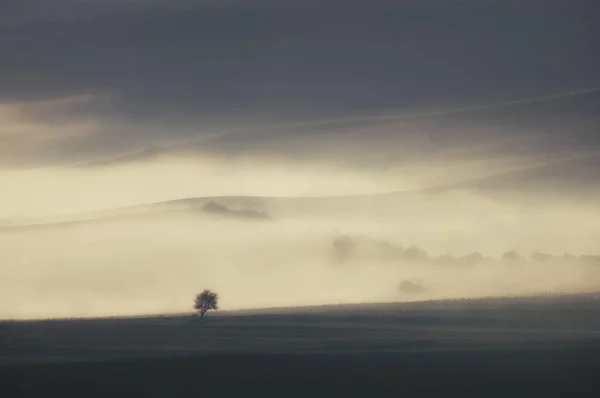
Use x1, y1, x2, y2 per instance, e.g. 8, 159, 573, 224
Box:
2, 293, 600, 396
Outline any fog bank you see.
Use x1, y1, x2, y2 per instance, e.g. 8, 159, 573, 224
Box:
2, 191, 599, 319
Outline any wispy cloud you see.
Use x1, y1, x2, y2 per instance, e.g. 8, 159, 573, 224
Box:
0, 96, 102, 166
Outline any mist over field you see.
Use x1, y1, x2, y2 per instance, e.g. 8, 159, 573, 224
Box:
2, 157, 600, 319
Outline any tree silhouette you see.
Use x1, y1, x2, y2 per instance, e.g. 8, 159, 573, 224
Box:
194, 289, 219, 318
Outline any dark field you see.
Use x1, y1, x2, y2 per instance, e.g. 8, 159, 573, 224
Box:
2, 294, 600, 397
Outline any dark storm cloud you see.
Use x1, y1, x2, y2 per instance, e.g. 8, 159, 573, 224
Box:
1, 0, 599, 163
3, 0, 599, 109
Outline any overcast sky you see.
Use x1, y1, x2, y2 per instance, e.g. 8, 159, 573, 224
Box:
0, 0, 597, 165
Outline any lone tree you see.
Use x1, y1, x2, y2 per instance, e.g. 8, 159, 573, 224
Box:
194, 289, 219, 318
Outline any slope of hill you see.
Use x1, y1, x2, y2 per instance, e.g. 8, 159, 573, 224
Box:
2, 154, 599, 232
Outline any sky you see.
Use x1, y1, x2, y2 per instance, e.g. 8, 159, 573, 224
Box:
1, 1, 600, 318
1, 0, 599, 168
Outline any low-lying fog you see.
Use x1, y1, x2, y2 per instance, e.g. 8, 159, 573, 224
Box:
2, 157, 600, 319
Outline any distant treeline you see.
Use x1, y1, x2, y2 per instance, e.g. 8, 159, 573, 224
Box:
332, 234, 600, 267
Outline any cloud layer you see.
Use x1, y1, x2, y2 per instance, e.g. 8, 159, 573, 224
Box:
1, 0, 599, 166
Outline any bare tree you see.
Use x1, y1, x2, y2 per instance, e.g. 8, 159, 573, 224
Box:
194, 289, 219, 318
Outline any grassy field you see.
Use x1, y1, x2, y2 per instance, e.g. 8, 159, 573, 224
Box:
2, 294, 600, 396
